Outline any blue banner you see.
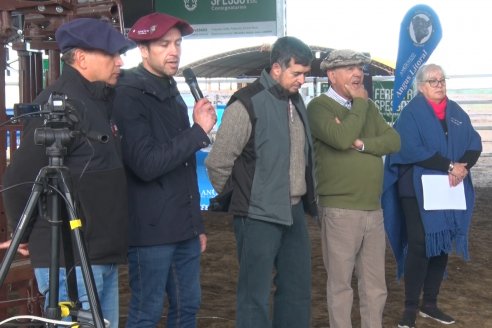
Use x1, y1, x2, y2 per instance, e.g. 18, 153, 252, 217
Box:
196, 104, 226, 210
392, 4, 442, 112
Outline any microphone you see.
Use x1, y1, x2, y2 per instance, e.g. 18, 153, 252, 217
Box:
183, 68, 204, 102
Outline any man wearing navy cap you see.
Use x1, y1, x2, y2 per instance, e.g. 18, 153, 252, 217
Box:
1, 18, 135, 327
112, 12, 216, 327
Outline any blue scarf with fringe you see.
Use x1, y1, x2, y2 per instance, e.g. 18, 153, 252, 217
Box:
382, 93, 482, 278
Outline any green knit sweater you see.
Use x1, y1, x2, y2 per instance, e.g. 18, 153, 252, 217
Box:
307, 95, 400, 210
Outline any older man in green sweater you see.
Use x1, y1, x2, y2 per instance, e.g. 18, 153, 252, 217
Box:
307, 49, 400, 328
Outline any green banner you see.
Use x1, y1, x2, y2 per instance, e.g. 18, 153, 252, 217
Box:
155, 0, 282, 38
373, 78, 414, 124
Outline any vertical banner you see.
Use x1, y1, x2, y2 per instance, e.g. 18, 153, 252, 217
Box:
196, 104, 226, 210
392, 4, 442, 112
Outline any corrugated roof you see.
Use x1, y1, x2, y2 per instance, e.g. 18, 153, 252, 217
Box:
178, 45, 394, 78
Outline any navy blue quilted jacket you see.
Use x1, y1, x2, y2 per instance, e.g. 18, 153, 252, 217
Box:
113, 65, 209, 246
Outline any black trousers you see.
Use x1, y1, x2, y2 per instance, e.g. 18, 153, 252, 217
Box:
401, 197, 448, 309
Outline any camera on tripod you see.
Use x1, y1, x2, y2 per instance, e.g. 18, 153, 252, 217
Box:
34, 92, 79, 152
41, 92, 74, 127
14, 92, 77, 125
15, 92, 108, 148
1, 92, 109, 327
14, 92, 79, 158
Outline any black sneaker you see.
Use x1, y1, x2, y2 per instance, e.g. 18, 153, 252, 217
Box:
419, 306, 455, 325
398, 309, 416, 328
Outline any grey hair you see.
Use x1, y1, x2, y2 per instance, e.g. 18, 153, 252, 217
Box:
414, 63, 446, 88
61, 48, 77, 65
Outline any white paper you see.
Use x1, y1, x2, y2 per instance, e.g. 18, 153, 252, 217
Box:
421, 175, 466, 210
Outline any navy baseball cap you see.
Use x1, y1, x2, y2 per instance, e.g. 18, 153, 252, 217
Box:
55, 18, 136, 54
128, 12, 193, 42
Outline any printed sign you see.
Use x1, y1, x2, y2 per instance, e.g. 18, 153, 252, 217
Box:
373, 77, 414, 124
155, 0, 284, 38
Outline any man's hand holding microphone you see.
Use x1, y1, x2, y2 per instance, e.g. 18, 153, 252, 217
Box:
183, 68, 217, 135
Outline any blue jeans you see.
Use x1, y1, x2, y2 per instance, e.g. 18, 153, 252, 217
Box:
126, 237, 201, 328
34, 264, 119, 327
233, 202, 312, 328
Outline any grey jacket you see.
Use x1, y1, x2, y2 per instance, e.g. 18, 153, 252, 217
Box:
206, 69, 317, 225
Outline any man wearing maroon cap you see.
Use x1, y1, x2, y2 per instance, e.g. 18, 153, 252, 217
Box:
1, 18, 135, 327
112, 12, 216, 327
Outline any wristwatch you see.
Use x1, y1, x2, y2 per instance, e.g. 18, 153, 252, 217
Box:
448, 162, 454, 173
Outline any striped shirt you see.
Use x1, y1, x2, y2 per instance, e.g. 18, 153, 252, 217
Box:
326, 86, 352, 109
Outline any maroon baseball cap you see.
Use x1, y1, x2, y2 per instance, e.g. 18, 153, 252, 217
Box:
128, 12, 194, 41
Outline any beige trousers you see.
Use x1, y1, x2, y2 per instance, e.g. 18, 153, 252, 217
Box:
319, 207, 387, 328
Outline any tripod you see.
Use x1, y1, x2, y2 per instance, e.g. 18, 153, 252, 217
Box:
0, 106, 106, 327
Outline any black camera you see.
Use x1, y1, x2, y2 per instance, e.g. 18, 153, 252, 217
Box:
42, 92, 77, 129
12, 103, 41, 123
13, 103, 41, 117
33, 93, 78, 151
14, 92, 107, 152
12, 92, 71, 125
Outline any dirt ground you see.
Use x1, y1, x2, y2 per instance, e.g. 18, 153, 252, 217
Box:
118, 157, 492, 328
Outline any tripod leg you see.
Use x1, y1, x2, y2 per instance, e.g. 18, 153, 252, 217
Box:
0, 169, 46, 288
60, 216, 79, 306
45, 179, 63, 322
57, 170, 106, 328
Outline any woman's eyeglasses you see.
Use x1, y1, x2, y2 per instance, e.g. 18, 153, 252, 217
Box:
425, 78, 447, 87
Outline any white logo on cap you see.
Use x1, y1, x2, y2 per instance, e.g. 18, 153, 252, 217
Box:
135, 29, 149, 35
150, 25, 157, 34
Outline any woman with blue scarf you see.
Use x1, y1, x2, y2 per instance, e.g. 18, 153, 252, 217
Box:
382, 64, 482, 328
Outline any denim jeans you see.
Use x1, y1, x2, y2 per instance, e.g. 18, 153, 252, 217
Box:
233, 202, 312, 328
125, 237, 201, 328
34, 264, 119, 327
